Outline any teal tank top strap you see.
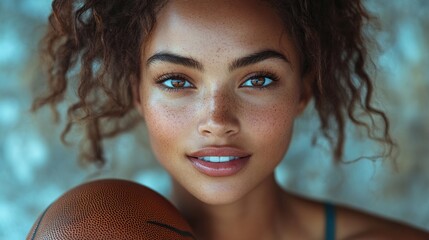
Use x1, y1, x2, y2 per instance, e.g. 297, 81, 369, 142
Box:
324, 202, 336, 240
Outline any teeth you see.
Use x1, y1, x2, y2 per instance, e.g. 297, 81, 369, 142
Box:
198, 156, 240, 163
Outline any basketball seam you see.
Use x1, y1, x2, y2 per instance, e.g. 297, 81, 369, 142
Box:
30, 203, 52, 240
147, 220, 196, 240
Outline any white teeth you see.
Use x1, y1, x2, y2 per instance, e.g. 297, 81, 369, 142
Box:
198, 156, 240, 163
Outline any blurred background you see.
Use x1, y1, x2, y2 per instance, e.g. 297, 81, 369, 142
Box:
1, 0, 428, 239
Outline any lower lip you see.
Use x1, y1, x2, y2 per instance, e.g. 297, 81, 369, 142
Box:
188, 156, 250, 177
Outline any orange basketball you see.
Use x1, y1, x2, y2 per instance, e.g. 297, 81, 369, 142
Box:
27, 179, 195, 240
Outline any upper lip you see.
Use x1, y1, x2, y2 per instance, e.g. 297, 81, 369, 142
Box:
188, 146, 251, 158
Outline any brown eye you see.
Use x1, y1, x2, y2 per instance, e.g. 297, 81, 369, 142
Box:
241, 76, 274, 88
159, 76, 194, 89
251, 77, 266, 87
171, 79, 186, 88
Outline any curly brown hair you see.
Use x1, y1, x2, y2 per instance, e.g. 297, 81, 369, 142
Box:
32, 0, 396, 165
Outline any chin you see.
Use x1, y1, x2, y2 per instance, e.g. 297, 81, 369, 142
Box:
198, 195, 239, 206
189, 184, 249, 206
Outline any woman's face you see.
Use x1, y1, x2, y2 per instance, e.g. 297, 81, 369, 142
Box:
136, 0, 310, 205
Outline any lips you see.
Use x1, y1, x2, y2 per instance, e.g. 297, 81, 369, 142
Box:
187, 147, 251, 177
197, 156, 240, 163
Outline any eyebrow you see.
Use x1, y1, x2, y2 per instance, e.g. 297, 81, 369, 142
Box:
229, 50, 289, 71
146, 52, 204, 70
146, 49, 289, 71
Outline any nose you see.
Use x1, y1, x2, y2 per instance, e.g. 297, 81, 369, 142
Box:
197, 88, 240, 138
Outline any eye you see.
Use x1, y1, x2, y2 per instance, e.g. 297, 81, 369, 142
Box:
162, 79, 193, 88
157, 74, 195, 90
240, 74, 277, 88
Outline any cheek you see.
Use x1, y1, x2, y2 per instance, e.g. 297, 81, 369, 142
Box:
247, 103, 295, 132
243, 95, 299, 154
141, 94, 195, 159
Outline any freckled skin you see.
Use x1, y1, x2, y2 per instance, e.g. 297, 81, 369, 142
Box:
136, 0, 309, 206
132, 1, 429, 239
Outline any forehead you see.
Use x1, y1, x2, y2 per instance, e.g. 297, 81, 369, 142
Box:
143, 0, 298, 68
158, 0, 279, 29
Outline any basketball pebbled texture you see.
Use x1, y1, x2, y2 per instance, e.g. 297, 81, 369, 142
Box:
26, 179, 196, 240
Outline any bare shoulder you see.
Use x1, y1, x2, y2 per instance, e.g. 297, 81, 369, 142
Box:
281, 192, 327, 237
281, 192, 429, 239
335, 204, 429, 240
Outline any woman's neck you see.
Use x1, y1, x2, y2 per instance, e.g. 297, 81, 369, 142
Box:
171, 174, 294, 240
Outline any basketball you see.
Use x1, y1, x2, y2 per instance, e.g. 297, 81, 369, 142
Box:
26, 179, 195, 240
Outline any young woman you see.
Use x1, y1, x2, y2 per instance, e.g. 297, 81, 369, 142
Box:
33, 0, 429, 239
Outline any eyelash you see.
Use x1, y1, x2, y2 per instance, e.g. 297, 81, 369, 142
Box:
155, 73, 195, 92
241, 71, 279, 90
154, 71, 279, 92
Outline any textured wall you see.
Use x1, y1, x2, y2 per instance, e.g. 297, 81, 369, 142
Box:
1, 0, 428, 239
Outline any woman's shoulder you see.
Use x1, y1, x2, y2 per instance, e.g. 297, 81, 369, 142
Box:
283, 192, 429, 239
335, 203, 429, 240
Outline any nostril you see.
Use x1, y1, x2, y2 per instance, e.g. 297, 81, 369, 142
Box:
198, 121, 239, 138
225, 129, 235, 134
